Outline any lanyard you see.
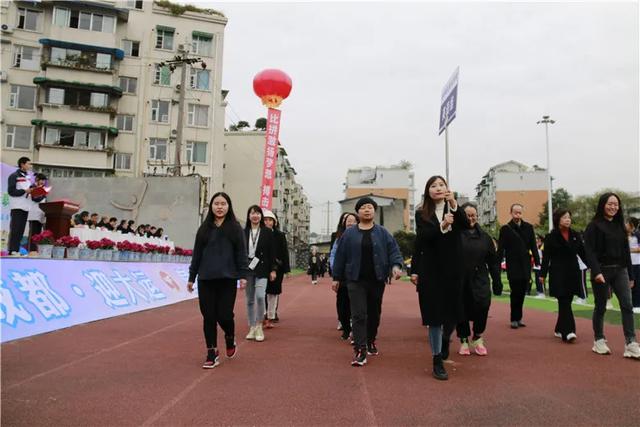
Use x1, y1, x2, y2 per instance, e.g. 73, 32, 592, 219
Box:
250, 228, 260, 252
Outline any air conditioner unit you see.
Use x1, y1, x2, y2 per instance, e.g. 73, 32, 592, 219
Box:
0, 71, 7, 82
1, 24, 13, 33
171, 129, 177, 136
177, 43, 186, 52
175, 84, 181, 92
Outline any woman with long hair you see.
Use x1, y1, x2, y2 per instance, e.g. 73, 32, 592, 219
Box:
330, 212, 359, 341
411, 175, 465, 380
584, 192, 639, 359
244, 205, 277, 342
308, 246, 321, 284
263, 209, 290, 327
187, 192, 248, 368
539, 209, 590, 343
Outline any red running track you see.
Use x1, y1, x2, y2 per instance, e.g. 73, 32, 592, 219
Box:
2, 274, 638, 426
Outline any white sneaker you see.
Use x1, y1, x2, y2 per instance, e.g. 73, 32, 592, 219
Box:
574, 298, 587, 305
592, 339, 611, 355
623, 341, 640, 359
554, 332, 562, 338
337, 321, 343, 330
632, 307, 640, 314
566, 333, 577, 342
245, 326, 256, 340
535, 293, 545, 299
606, 300, 614, 310
254, 325, 265, 342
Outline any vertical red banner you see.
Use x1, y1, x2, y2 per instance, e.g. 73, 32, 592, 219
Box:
259, 108, 282, 209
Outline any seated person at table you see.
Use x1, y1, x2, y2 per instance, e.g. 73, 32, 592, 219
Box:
73, 211, 90, 227
116, 220, 127, 232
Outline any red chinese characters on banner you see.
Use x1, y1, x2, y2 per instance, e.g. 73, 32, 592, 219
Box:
259, 108, 282, 209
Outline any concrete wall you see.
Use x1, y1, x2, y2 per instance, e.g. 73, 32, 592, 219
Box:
48, 176, 202, 248
340, 198, 406, 234
496, 189, 547, 226
345, 187, 411, 231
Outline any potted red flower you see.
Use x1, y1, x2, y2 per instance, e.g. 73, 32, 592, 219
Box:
31, 230, 55, 258
61, 236, 82, 259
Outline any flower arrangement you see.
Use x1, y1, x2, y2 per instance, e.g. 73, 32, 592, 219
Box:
173, 246, 185, 256
100, 238, 116, 250
31, 230, 55, 245
183, 249, 193, 256
86, 240, 102, 250
55, 236, 81, 248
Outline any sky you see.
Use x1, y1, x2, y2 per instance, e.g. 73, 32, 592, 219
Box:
186, 0, 639, 233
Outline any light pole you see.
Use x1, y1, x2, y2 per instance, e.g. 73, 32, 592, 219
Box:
537, 115, 556, 232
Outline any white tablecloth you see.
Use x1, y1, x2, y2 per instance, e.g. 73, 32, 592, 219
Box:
70, 228, 175, 250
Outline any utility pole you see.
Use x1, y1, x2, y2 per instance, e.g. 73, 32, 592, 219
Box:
537, 115, 556, 232
159, 49, 206, 176
325, 200, 331, 237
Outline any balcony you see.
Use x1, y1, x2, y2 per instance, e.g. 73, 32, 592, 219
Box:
39, 38, 124, 75
35, 144, 113, 171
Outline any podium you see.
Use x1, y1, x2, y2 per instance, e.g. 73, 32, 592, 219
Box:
40, 200, 80, 239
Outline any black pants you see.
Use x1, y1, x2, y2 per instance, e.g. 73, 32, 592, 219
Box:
456, 279, 490, 339
8, 209, 29, 254
336, 283, 351, 333
555, 295, 575, 339
347, 280, 385, 350
28, 220, 43, 252
509, 279, 528, 321
198, 279, 237, 349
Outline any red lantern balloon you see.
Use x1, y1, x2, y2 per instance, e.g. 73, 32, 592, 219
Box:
253, 69, 292, 109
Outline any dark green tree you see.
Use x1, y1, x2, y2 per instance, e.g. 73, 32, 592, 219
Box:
393, 230, 416, 260
255, 117, 267, 130
538, 188, 573, 231
237, 121, 250, 129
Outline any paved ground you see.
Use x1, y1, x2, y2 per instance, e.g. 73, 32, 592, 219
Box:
2, 274, 638, 426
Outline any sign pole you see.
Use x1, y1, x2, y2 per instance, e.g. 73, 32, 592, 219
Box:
445, 125, 450, 185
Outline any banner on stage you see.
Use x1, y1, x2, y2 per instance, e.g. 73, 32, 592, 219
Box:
438, 66, 459, 135
0, 258, 197, 343
259, 108, 282, 210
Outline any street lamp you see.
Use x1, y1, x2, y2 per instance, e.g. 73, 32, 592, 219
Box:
537, 115, 556, 232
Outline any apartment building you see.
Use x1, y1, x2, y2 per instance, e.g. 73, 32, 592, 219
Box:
1, 0, 226, 194
475, 160, 548, 227
223, 130, 310, 266
342, 163, 416, 233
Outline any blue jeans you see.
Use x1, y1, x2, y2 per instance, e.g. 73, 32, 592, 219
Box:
245, 273, 267, 327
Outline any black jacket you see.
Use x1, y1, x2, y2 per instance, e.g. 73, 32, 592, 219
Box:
584, 218, 633, 280
411, 206, 465, 326
460, 225, 503, 306
245, 226, 277, 279
540, 228, 590, 298
267, 229, 291, 295
189, 222, 248, 282
497, 220, 540, 282
7, 169, 28, 197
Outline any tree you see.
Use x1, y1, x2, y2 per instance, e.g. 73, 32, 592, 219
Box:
237, 121, 250, 129
255, 117, 267, 130
393, 230, 416, 260
228, 124, 238, 131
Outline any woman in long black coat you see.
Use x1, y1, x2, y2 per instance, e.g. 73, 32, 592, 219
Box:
411, 175, 465, 380
540, 208, 590, 342
263, 210, 290, 327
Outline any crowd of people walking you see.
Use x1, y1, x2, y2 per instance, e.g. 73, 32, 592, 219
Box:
186, 178, 640, 377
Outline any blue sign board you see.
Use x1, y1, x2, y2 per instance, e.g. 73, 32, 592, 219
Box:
438, 67, 459, 135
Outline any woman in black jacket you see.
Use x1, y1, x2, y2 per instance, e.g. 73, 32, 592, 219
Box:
539, 209, 590, 343
263, 209, 290, 327
584, 193, 639, 359
187, 192, 248, 369
244, 205, 277, 343
308, 246, 320, 285
411, 175, 465, 380
456, 203, 503, 356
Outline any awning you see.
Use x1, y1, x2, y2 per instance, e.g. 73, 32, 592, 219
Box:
156, 25, 175, 32
33, 77, 123, 96
31, 119, 119, 136
44, 1, 129, 22
39, 38, 125, 60
192, 30, 213, 39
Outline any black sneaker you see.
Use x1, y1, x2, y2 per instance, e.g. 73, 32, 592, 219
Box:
341, 330, 351, 341
367, 341, 379, 356
517, 321, 526, 327
432, 354, 448, 380
203, 349, 220, 369
351, 349, 367, 366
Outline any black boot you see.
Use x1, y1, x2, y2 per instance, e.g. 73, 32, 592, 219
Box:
432, 355, 448, 380
441, 337, 450, 360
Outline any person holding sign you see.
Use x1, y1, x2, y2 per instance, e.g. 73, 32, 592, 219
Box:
187, 193, 248, 369
410, 176, 465, 380
244, 205, 277, 343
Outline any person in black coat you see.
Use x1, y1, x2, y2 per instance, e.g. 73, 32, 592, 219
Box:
456, 203, 503, 356
244, 205, 277, 343
263, 209, 290, 327
308, 246, 321, 284
539, 209, 590, 342
410, 175, 465, 380
497, 203, 540, 328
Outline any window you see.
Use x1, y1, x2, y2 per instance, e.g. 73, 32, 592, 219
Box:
5, 125, 32, 149
118, 77, 137, 94
17, 8, 41, 31
156, 29, 174, 50
151, 100, 170, 123
125, 1, 144, 10
153, 64, 171, 86
53, 7, 70, 27
149, 138, 168, 161
74, 130, 88, 147
187, 104, 209, 127
88, 132, 103, 149
79, 12, 92, 30
96, 53, 111, 69
48, 88, 65, 104
191, 35, 213, 56
9, 85, 36, 110
122, 40, 140, 57
116, 115, 134, 132
72, 11, 114, 32
13, 45, 39, 70
90, 93, 108, 107
186, 141, 207, 163
190, 68, 210, 90
114, 153, 132, 170
48, 47, 112, 70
